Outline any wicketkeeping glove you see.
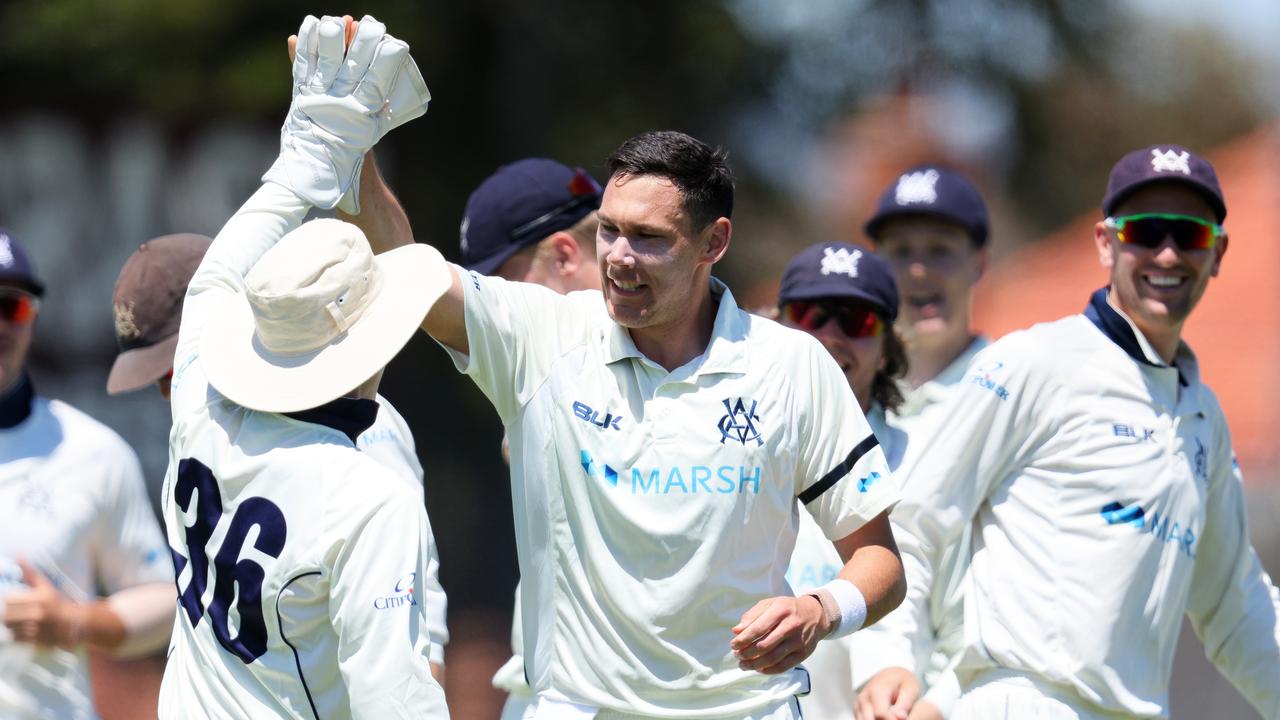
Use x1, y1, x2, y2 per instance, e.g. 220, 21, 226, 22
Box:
263, 15, 431, 213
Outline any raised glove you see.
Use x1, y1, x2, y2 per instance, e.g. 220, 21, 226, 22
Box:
263, 15, 430, 212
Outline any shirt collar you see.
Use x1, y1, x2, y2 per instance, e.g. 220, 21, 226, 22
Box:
602, 278, 749, 377
1083, 287, 1198, 386
284, 396, 379, 444
895, 336, 989, 418
0, 374, 35, 430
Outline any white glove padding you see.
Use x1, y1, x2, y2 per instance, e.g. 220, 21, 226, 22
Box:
263, 14, 431, 212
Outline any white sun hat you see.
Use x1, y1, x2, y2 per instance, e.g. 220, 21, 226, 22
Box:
201, 218, 451, 413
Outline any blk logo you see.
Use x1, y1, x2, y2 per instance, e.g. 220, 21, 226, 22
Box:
718, 397, 764, 446
573, 401, 622, 431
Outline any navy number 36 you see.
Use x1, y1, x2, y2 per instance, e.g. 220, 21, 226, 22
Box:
170, 458, 287, 663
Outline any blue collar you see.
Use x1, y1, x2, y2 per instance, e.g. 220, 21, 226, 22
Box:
0, 374, 34, 429
1083, 288, 1187, 386
285, 397, 379, 444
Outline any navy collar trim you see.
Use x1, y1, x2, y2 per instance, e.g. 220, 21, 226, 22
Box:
285, 397, 379, 444
1083, 288, 1187, 386
0, 374, 34, 429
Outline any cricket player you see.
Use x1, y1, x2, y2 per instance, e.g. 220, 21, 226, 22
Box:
409, 129, 907, 719
0, 230, 174, 720
776, 243, 909, 719
853, 165, 993, 719
857, 145, 1280, 720
157, 15, 448, 718
450, 157, 604, 719
109, 231, 450, 682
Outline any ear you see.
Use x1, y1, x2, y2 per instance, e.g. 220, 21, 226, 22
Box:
702, 217, 732, 265
1094, 221, 1116, 271
546, 232, 581, 277
1210, 232, 1229, 278
971, 246, 989, 284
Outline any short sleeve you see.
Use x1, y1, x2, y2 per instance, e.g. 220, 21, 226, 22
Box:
445, 268, 596, 425
329, 477, 447, 718
793, 339, 897, 541
92, 437, 172, 595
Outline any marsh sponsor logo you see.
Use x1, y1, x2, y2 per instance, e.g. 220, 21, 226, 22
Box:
580, 450, 761, 495
967, 361, 1010, 401
373, 572, 418, 610
1100, 501, 1197, 559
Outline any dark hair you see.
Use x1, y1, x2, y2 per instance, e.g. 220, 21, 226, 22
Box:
605, 130, 734, 229
873, 325, 908, 413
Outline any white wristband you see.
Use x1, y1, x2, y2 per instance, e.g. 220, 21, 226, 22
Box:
820, 579, 867, 639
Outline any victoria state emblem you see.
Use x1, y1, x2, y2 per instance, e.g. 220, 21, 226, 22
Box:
718, 397, 764, 446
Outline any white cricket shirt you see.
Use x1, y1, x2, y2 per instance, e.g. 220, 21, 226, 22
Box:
158, 184, 447, 719
787, 403, 903, 720
849, 337, 989, 714
863, 289, 1280, 718
0, 376, 171, 720
358, 396, 449, 665
445, 269, 896, 717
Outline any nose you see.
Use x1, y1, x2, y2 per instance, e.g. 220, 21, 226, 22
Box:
907, 258, 928, 279
606, 235, 636, 269
1152, 236, 1182, 265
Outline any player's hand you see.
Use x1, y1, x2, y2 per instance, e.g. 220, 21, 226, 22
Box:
856, 666, 920, 720
263, 14, 430, 213
729, 595, 829, 675
287, 15, 358, 66
3, 558, 84, 648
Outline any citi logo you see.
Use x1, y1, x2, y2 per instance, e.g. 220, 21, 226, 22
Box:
573, 401, 622, 431
373, 572, 419, 610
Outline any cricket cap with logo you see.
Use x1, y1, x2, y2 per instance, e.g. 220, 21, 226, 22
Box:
108, 233, 214, 395
864, 164, 989, 247
778, 242, 899, 322
459, 158, 602, 275
1102, 144, 1226, 222
0, 229, 44, 297
201, 219, 452, 413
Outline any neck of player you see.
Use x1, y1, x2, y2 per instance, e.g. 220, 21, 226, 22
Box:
905, 327, 977, 388
630, 285, 718, 372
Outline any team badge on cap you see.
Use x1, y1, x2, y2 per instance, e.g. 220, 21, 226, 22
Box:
894, 169, 940, 205
0, 236, 14, 268
821, 246, 862, 278
1150, 149, 1191, 175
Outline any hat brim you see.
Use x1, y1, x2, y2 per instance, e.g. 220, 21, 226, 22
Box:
200, 243, 452, 413
778, 285, 896, 322
864, 209, 987, 247
107, 334, 180, 395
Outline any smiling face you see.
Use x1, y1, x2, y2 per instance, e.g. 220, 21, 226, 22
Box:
1095, 183, 1227, 341
782, 300, 885, 412
873, 216, 984, 351
596, 173, 728, 332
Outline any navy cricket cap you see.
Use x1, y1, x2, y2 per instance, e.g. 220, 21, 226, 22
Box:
864, 165, 989, 247
459, 158, 602, 275
0, 229, 44, 297
1102, 144, 1226, 222
778, 242, 899, 322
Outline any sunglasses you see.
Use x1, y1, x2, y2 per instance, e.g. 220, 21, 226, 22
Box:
0, 290, 39, 326
782, 300, 885, 338
1104, 213, 1222, 251
510, 168, 602, 245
